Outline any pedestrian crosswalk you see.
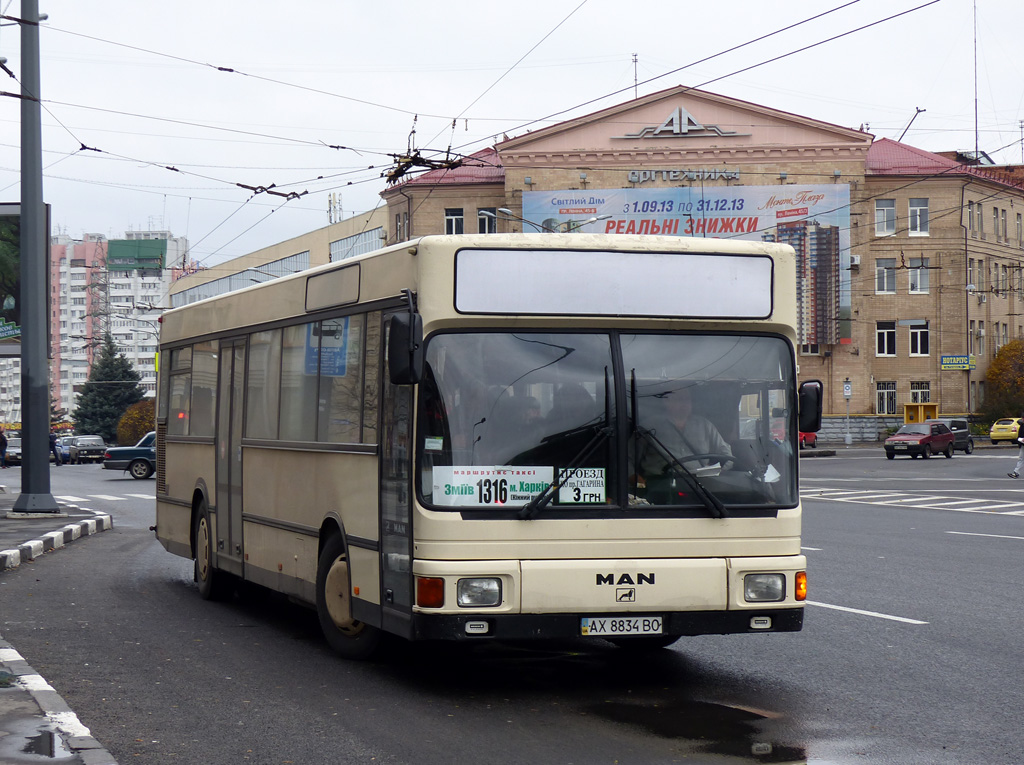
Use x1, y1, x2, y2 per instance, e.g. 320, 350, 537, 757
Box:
801, 486, 1024, 515
56, 493, 153, 504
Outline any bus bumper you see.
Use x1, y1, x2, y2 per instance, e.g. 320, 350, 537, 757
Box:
408, 607, 803, 641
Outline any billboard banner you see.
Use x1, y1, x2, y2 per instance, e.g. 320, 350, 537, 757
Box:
0, 203, 21, 357
524, 184, 853, 344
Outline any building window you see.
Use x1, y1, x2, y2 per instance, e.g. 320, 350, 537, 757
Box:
875, 200, 896, 236
909, 199, 929, 236
478, 208, 497, 234
1017, 212, 1022, 248
876, 320, 896, 356
910, 324, 929, 356
875, 258, 896, 293
968, 258, 976, 288
969, 320, 975, 355
876, 381, 897, 415
977, 320, 985, 355
993, 208, 999, 240
909, 257, 930, 293
1001, 209, 1008, 242
1002, 265, 1009, 295
800, 343, 820, 355
910, 381, 930, 403
445, 208, 464, 235
968, 201, 976, 234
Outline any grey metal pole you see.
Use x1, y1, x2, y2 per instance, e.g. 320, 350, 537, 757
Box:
12, 0, 59, 514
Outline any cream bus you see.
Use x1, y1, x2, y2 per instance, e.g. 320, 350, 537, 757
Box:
155, 234, 821, 658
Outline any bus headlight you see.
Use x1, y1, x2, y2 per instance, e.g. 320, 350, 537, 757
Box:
457, 578, 502, 607
744, 573, 785, 602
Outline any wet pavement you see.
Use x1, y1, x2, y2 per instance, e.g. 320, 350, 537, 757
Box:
0, 478, 118, 764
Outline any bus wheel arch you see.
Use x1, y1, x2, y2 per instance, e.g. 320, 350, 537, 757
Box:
315, 525, 381, 659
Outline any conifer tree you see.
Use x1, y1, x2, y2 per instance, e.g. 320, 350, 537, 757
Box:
72, 333, 145, 443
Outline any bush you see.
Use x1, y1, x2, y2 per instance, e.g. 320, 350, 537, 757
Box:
117, 399, 155, 446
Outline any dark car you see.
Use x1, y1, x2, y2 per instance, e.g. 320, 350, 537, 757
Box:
929, 418, 974, 454
5, 436, 21, 465
68, 435, 107, 464
884, 421, 955, 460
102, 431, 156, 479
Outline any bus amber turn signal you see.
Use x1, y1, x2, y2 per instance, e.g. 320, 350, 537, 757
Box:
795, 571, 807, 601
416, 577, 445, 608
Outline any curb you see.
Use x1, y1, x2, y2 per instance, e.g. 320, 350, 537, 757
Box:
0, 639, 118, 764
0, 512, 113, 571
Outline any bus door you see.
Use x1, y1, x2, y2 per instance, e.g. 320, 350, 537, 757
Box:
215, 337, 246, 576
379, 312, 414, 637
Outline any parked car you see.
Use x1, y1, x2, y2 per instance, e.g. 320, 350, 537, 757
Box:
989, 417, 1021, 445
884, 421, 955, 460
59, 435, 76, 463
5, 436, 21, 465
929, 418, 974, 454
798, 431, 817, 449
102, 431, 156, 479
68, 435, 107, 464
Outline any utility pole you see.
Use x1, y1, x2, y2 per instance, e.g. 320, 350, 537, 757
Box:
12, 0, 59, 514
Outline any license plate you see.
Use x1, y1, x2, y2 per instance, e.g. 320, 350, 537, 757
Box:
894, 444, 907, 449
581, 616, 662, 636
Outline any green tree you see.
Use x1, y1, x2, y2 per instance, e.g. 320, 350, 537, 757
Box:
982, 338, 1024, 423
117, 398, 155, 446
72, 333, 145, 443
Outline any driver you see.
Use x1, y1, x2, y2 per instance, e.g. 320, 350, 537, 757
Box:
636, 387, 733, 478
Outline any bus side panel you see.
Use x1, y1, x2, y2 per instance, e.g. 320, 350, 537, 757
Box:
242, 522, 316, 602
156, 441, 216, 557
241, 448, 380, 601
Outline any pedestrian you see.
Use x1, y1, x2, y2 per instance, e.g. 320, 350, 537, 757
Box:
1008, 415, 1024, 478
0, 426, 7, 468
49, 427, 62, 466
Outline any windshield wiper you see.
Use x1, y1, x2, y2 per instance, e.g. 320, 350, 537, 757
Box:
630, 370, 728, 519
519, 369, 612, 521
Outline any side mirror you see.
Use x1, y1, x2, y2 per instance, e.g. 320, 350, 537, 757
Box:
388, 311, 423, 385
798, 379, 823, 433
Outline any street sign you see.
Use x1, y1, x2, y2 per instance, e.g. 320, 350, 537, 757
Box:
940, 355, 976, 370
843, 380, 852, 399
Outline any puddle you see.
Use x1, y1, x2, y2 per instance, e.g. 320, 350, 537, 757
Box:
22, 728, 73, 759
591, 698, 807, 763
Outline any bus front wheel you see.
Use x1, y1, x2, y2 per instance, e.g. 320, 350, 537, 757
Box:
316, 534, 381, 659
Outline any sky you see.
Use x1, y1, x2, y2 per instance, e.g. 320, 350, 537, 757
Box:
1, 0, 1022, 276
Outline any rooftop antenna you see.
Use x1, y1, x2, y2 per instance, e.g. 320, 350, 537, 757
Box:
632, 53, 638, 99
973, 0, 979, 160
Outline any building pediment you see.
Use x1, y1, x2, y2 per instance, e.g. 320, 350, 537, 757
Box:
498, 85, 871, 164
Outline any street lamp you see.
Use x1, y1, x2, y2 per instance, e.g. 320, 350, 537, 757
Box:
565, 214, 613, 232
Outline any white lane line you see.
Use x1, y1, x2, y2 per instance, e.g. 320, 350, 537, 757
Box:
806, 600, 928, 624
54, 495, 89, 502
946, 531, 1024, 541
126, 494, 154, 499
801, 546, 822, 551
88, 494, 126, 501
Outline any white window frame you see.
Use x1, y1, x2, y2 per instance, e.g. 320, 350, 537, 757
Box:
876, 381, 897, 415
909, 198, 929, 236
875, 199, 896, 236
910, 325, 929, 356
909, 257, 930, 293
876, 321, 896, 357
875, 258, 896, 293
910, 381, 930, 403
444, 208, 464, 235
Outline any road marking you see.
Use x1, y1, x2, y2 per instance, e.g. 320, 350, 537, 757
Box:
946, 531, 1024, 541
806, 600, 928, 624
87, 494, 127, 501
126, 493, 154, 499
802, 487, 1024, 514
54, 495, 89, 502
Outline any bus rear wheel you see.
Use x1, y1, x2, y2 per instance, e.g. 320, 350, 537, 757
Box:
194, 502, 231, 600
316, 534, 381, 659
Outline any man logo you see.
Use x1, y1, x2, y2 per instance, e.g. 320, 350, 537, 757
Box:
596, 573, 655, 585
616, 588, 636, 602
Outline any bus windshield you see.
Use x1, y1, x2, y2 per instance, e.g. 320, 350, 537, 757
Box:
418, 331, 797, 513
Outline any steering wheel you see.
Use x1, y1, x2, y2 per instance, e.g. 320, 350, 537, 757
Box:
671, 453, 736, 470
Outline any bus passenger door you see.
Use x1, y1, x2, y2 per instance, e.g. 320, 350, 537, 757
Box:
215, 337, 246, 576
379, 312, 414, 637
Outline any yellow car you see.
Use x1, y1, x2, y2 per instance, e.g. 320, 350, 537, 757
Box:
989, 417, 1022, 445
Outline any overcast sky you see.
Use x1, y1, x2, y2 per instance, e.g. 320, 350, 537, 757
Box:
1, 0, 1021, 275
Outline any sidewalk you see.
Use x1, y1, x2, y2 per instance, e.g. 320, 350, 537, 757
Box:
0, 478, 118, 764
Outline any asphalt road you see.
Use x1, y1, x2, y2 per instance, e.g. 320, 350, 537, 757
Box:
0, 450, 1022, 764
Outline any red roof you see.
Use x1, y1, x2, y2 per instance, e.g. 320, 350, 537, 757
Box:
867, 138, 1024, 190
388, 147, 503, 189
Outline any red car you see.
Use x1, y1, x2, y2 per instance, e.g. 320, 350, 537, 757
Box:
798, 432, 817, 449
883, 421, 955, 460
